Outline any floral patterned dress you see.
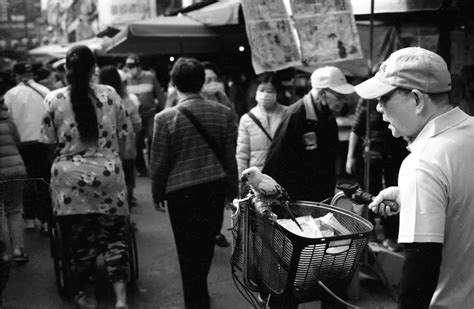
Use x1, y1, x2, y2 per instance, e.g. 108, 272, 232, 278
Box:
40, 84, 131, 216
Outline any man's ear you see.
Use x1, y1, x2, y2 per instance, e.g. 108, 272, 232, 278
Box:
411, 89, 425, 114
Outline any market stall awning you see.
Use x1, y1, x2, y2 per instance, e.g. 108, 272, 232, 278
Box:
28, 37, 112, 58
27, 44, 67, 58
105, 15, 232, 55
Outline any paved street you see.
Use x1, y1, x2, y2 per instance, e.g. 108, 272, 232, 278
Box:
3, 177, 396, 308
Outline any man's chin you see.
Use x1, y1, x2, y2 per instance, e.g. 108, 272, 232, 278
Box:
388, 124, 401, 138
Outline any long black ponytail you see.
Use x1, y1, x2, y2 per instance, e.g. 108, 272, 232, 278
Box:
65, 45, 98, 143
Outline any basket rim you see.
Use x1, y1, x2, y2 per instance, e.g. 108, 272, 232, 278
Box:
271, 200, 374, 244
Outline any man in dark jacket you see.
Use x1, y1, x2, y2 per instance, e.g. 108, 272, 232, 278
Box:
263, 66, 354, 202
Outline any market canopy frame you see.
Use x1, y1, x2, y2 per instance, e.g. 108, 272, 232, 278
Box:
105, 15, 246, 55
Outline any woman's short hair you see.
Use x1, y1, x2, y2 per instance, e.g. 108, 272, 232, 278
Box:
170, 57, 205, 93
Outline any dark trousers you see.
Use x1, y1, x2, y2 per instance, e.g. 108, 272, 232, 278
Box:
122, 159, 136, 209
166, 180, 226, 309
135, 116, 154, 175
0, 241, 9, 306
355, 154, 400, 239
18, 143, 52, 223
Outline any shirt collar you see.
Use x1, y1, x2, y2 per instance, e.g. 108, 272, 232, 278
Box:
177, 93, 203, 104
407, 107, 468, 153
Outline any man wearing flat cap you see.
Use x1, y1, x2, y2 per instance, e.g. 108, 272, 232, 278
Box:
4, 62, 52, 232
356, 47, 474, 308
263, 66, 354, 202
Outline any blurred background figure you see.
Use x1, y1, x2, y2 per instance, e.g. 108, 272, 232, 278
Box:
125, 54, 166, 177
0, 71, 28, 266
201, 61, 237, 247
4, 62, 52, 233
34, 67, 55, 90
345, 98, 408, 250
227, 71, 250, 119
236, 72, 287, 196
40, 45, 132, 309
99, 66, 142, 208
51, 58, 67, 89
201, 61, 237, 118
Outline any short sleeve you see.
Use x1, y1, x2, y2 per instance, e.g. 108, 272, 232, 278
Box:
398, 157, 447, 244
40, 94, 58, 144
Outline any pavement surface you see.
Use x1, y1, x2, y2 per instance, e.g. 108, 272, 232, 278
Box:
2, 177, 397, 308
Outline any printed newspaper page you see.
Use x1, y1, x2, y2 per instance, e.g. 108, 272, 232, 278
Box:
291, 0, 363, 65
241, 0, 301, 74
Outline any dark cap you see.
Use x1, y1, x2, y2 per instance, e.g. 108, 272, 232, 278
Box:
13, 62, 33, 75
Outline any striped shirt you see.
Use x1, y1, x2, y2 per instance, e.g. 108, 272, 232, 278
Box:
126, 71, 165, 118
151, 94, 238, 202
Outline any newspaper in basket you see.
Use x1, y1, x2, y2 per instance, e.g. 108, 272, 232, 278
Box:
231, 198, 373, 304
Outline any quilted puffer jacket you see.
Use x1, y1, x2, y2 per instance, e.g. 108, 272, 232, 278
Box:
236, 104, 287, 175
0, 102, 26, 181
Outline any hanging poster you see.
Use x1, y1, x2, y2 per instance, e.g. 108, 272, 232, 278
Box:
241, 0, 362, 73
291, 0, 363, 64
245, 18, 301, 73
240, 0, 288, 20
241, 0, 301, 74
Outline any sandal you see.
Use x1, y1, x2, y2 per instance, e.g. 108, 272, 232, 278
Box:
75, 290, 98, 309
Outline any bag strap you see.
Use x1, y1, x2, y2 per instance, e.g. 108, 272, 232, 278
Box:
247, 111, 272, 141
177, 105, 225, 167
23, 82, 46, 99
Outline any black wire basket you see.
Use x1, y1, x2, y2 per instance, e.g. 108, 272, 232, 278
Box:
231, 198, 373, 304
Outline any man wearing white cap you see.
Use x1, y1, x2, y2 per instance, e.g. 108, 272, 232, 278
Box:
263, 66, 354, 202
356, 47, 474, 308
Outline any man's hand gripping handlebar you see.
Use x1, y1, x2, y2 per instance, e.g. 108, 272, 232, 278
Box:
337, 182, 400, 216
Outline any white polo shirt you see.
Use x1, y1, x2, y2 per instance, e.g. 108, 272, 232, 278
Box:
4, 80, 50, 143
398, 107, 474, 308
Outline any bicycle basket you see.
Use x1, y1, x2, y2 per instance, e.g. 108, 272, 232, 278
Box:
232, 199, 373, 304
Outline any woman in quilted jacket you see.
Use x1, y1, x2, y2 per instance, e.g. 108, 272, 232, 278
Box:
0, 77, 28, 305
236, 72, 287, 196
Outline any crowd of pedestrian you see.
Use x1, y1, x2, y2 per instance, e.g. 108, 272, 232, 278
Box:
1, 45, 473, 309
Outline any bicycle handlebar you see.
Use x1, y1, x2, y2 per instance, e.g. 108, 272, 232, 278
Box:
336, 182, 400, 213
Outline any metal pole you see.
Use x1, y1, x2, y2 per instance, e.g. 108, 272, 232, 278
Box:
363, 0, 375, 192
23, 0, 28, 39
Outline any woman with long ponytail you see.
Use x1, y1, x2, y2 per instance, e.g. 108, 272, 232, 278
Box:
40, 45, 132, 309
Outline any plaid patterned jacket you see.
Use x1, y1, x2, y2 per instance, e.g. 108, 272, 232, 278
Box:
151, 94, 238, 203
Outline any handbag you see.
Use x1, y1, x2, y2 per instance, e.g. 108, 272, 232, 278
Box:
247, 111, 272, 141
177, 105, 225, 168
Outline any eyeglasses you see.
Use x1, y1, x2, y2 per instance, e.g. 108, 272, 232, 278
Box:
126, 63, 138, 69
325, 88, 346, 100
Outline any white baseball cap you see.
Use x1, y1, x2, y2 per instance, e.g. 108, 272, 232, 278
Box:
354, 47, 451, 99
310, 66, 354, 94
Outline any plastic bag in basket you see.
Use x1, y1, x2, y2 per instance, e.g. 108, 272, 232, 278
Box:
278, 212, 351, 238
